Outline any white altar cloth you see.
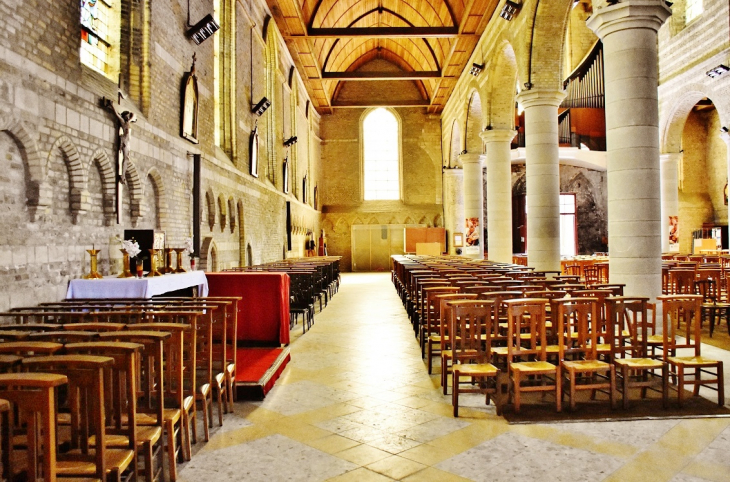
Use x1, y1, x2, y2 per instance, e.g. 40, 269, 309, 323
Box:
66, 271, 208, 299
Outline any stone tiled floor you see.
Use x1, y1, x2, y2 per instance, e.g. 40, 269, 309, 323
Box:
179, 272, 730, 482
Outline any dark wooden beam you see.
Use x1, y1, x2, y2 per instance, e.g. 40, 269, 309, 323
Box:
299, 27, 462, 38
321, 71, 443, 80
330, 100, 431, 108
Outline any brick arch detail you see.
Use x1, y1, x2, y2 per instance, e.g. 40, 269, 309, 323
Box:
486, 38, 519, 129
145, 167, 169, 228
0, 116, 47, 207
200, 236, 218, 272
89, 149, 117, 225
465, 87, 485, 153
48, 135, 90, 222
523, 0, 572, 90
125, 161, 143, 223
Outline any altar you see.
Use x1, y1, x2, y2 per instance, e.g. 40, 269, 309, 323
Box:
66, 271, 209, 299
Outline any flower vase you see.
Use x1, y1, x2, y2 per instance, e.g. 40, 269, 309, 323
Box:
83, 249, 103, 279
117, 249, 134, 278
146, 249, 163, 277
174, 248, 187, 273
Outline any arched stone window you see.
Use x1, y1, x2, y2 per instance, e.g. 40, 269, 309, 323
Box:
362, 108, 400, 201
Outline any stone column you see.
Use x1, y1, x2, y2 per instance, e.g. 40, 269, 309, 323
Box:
720, 130, 730, 235
443, 168, 465, 255
660, 152, 681, 253
459, 153, 486, 259
481, 129, 516, 263
588, 0, 671, 300
516, 90, 565, 272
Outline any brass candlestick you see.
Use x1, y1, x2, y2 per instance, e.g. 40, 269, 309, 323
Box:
117, 249, 134, 278
174, 248, 187, 273
83, 249, 103, 279
160, 248, 174, 274
146, 249, 163, 277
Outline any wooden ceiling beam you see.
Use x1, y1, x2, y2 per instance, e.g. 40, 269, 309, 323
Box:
321, 71, 444, 80
331, 100, 431, 108
295, 27, 464, 38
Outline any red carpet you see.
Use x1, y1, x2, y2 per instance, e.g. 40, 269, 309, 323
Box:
234, 347, 291, 400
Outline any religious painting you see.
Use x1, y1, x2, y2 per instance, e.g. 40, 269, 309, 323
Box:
181, 56, 199, 144
283, 158, 289, 194
465, 217, 480, 246
668, 215, 679, 251
250, 125, 259, 178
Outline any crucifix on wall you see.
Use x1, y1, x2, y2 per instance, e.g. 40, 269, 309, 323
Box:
104, 84, 137, 224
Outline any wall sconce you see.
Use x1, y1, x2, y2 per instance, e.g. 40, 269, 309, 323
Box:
707, 65, 730, 79
283, 136, 298, 147
499, 1, 521, 21
252, 97, 271, 116
469, 63, 484, 76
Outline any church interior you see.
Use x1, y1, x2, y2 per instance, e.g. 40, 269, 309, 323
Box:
1, 0, 730, 480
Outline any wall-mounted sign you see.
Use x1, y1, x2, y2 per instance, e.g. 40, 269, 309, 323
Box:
187, 14, 220, 45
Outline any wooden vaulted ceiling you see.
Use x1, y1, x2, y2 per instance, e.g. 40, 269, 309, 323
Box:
267, 0, 500, 113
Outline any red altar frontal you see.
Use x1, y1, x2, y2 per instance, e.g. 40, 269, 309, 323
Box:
206, 272, 291, 399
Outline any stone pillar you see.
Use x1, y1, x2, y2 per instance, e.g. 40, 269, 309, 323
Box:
660, 152, 681, 253
720, 130, 730, 234
481, 129, 516, 263
588, 0, 671, 300
459, 153, 486, 259
516, 90, 565, 272
443, 168, 465, 255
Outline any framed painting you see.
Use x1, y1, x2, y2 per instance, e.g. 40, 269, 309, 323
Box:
250, 125, 259, 178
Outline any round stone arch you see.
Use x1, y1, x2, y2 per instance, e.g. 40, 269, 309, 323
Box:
200, 236, 219, 272
0, 115, 47, 209
145, 167, 170, 229
486, 39, 520, 129
465, 86, 487, 154
89, 149, 116, 225
660, 83, 728, 154
47, 135, 90, 222
521, 0, 572, 90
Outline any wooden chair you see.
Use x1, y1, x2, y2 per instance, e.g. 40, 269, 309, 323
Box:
27, 330, 99, 343
606, 297, 668, 409
0, 373, 68, 482
593, 283, 625, 296
22, 355, 135, 482
694, 277, 730, 337
668, 269, 696, 294
582, 266, 601, 286
553, 298, 615, 411
0, 341, 63, 357
427, 293, 477, 375
420, 286, 460, 356
98, 331, 169, 482
658, 295, 724, 407
503, 299, 560, 413
134, 320, 196, 470
449, 301, 500, 417
65, 341, 142, 482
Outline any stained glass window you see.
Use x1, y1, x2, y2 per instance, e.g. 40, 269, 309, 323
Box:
80, 0, 117, 77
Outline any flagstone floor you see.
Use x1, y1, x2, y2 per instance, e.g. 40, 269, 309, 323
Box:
179, 272, 730, 482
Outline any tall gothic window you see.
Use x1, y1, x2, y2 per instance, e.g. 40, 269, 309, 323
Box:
363, 108, 400, 201
214, 0, 236, 159
80, 0, 120, 79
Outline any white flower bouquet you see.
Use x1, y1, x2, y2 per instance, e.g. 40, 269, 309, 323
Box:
121, 239, 141, 258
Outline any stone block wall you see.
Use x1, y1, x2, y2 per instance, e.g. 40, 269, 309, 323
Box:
0, 0, 321, 310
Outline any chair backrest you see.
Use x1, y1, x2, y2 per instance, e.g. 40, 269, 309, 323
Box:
658, 294, 703, 357
552, 298, 600, 360
524, 290, 567, 301
605, 297, 650, 359
693, 278, 717, 303
436, 294, 478, 340
503, 298, 550, 361
583, 266, 601, 285
448, 301, 494, 364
